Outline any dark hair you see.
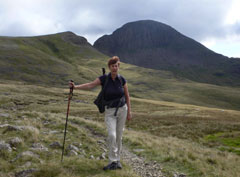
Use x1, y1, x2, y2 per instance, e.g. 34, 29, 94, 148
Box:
108, 56, 120, 67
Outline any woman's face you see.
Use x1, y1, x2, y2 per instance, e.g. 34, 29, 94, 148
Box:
109, 62, 120, 75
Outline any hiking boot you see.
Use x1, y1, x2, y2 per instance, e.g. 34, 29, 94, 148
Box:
116, 161, 122, 169
103, 162, 117, 170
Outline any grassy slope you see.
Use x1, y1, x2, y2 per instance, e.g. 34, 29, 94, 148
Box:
1, 32, 240, 111
119, 63, 240, 111
0, 81, 240, 177
0, 82, 138, 177
0, 33, 106, 85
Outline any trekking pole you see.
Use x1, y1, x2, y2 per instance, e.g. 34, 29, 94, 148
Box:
61, 80, 74, 162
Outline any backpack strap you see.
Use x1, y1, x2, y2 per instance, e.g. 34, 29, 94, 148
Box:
102, 68, 105, 75
117, 74, 124, 87
102, 74, 109, 91
113, 74, 125, 116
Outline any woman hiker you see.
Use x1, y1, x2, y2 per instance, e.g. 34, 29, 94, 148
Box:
69, 56, 132, 170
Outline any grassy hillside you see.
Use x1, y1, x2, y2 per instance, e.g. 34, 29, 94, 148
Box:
1, 81, 240, 177
1, 32, 240, 112
0, 32, 107, 85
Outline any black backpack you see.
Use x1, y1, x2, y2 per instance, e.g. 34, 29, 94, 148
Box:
93, 68, 109, 113
94, 68, 125, 115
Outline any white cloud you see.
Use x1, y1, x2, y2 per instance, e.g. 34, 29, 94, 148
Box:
0, 0, 66, 36
201, 38, 216, 49
224, 0, 240, 25
201, 34, 240, 58
0, 0, 239, 57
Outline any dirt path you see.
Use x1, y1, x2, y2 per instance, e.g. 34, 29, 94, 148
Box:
80, 121, 165, 177
121, 146, 164, 177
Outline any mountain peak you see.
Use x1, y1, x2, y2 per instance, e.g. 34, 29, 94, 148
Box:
120, 20, 173, 29
94, 20, 191, 56
58, 31, 89, 46
93, 20, 240, 86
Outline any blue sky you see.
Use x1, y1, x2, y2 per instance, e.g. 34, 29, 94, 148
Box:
0, 0, 239, 58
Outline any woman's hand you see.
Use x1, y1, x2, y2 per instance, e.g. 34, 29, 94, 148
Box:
127, 111, 132, 121
68, 81, 75, 89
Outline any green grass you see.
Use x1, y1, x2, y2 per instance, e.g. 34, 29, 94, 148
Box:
1, 32, 240, 175
204, 131, 240, 155
1, 81, 240, 176
1, 33, 240, 112
33, 157, 138, 177
0, 81, 139, 177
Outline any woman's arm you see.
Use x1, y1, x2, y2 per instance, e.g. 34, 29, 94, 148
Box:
124, 83, 132, 121
69, 78, 101, 90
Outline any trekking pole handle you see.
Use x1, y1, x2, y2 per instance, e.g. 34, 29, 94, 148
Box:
69, 80, 74, 88
69, 80, 74, 98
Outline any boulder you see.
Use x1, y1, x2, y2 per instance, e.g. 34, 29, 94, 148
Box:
68, 150, 78, 156
11, 151, 38, 162
67, 144, 79, 152
31, 143, 48, 152
9, 137, 23, 147
3, 125, 22, 133
0, 141, 12, 152
49, 142, 62, 149
15, 168, 37, 177
0, 113, 10, 118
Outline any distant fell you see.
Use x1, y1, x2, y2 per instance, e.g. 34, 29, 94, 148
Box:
60, 31, 89, 46
1, 31, 240, 111
94, 20, 240, 86
0, 31, 106, 85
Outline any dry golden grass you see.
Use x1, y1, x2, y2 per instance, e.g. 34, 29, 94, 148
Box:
1, 81, 240, 176
124, 130, 240, 177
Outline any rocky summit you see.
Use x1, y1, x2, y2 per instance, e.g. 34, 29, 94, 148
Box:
94, 20, 240, 86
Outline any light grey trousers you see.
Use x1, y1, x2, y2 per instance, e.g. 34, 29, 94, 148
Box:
104, 104, 128, 163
